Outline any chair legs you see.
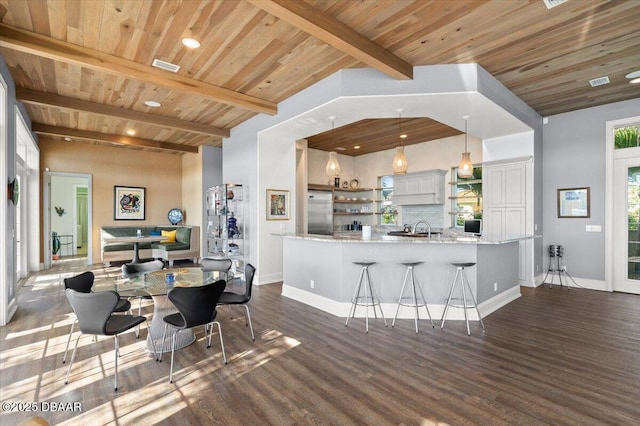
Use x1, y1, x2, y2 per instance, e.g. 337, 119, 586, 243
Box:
440, 266, 485, 335
221, 304, 255, 341
242, 305, 255, 341
64, 320, 156, 391
392, 265, 434, 333
62, 319, 76, 364
161, 321, 227, 383
345, 266, 387, 333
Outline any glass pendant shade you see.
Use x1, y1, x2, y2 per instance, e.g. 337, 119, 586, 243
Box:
458, 152, 473, 178
326, 151, 341, 176
392, 146, 408, 174
457, 116, 473, 179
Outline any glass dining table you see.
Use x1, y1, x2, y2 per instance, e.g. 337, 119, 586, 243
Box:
95, 268, 228, 353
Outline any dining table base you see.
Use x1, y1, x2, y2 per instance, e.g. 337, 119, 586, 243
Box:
146, 294, 195, 353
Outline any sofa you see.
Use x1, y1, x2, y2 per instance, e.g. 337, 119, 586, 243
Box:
101, 225, 200, 266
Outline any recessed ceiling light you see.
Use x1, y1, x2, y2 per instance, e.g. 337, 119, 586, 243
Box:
625, 71, 640, 79
126, 129, 136, 136
335, 147, 346, 151
144, 100, 161, 108
631, 77, 640, 84
353, 145, 360, 150
400, 134, 408, 139
64, 137, 71, 142
182, 37, 201, 49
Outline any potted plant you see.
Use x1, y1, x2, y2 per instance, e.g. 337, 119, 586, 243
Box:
52, 232, 61, 260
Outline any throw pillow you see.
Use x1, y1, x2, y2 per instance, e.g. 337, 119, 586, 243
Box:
176, 227, 190, 244
161, 229, 177, 243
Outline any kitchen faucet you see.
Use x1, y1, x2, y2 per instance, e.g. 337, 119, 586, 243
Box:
412, 220, 432, 238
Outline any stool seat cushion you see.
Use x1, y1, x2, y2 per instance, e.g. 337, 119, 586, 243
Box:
353, 261, 376, 267
400, 261, 423, 267
451, 262, 476, 268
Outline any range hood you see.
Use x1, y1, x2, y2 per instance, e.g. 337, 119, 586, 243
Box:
393, 193, 443, 205
392, 169, 447, 205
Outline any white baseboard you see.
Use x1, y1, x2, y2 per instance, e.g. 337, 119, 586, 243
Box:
282, 284, 521, 321
535, 272, 607, 291
257, 272, 283, 286
1, 298, 18, 326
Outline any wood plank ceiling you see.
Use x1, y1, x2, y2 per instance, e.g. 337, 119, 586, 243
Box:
0, 0, 638, 155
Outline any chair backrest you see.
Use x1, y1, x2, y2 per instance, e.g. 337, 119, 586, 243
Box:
63, 271, 94, 293
121, 260, 164, 277
243, 263, 256, 300
167, 280, 226, 328
200, 258, 232, 273
65, 289, 119, 335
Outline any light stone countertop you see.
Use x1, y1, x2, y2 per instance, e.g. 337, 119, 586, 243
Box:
277, 233, 538, 245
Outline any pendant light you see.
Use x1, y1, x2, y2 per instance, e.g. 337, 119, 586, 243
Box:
325, 116, 341, 177
392, 108, 408, 174
457, 115, 473, 179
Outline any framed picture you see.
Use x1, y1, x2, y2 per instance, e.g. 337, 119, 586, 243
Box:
114, 186, 145, 220
266, 189, 289, 220
557, 187, 590, 218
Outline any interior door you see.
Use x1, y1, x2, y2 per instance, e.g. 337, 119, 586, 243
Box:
614, 157, 640, 294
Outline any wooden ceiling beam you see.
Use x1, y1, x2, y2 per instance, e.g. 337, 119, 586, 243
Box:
32, 124, 199, 154
17, 88, 230, 138
0, 23, 277, 115
247, 0, 413, 80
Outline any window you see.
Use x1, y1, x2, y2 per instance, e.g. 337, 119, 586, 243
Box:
450, 166, 482, 227
376, 175, 398, 225
615, 124, 640, 149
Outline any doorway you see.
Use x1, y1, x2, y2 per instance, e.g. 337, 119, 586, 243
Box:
613, 156, 640, 293
43, 172, 92, 268
74, 185, 89, 256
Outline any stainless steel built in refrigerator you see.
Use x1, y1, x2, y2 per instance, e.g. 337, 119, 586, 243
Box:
308, 190, 333, 235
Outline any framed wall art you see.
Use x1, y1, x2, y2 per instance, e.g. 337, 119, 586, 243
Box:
557, 187, 590, 218
114, 186, 145, 220
266, 189, 289, 220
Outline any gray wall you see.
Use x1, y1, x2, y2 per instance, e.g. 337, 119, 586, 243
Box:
542, 98, 640, 281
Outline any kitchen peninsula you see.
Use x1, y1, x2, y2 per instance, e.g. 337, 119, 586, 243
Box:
281, 233, 534, 321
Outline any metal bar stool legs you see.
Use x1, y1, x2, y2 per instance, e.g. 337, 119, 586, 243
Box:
345, 262, 387, 333
440, 262, 485, 335
392, 262, 434, 333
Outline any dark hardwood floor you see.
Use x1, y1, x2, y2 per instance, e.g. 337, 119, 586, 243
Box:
2, 259, 640, 425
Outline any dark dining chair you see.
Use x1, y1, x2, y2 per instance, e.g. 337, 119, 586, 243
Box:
159, 280, 227, 383
217, 263, 256, 341
64, 289, 158, 391
62, 271, 132, 363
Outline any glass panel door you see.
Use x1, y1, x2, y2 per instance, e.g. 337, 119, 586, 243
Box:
627, 166, 640, 281
615, 158, 640, 294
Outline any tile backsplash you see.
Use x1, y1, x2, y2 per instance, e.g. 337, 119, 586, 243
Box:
400, 205, 444, 229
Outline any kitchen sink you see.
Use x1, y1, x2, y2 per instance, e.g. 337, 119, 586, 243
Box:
387, 231, 441, 238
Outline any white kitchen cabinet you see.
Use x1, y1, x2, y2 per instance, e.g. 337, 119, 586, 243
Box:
392, 169, 447, 205
483, 207, 526, 236
483, 158, 533, 285
484, 163, 527, 208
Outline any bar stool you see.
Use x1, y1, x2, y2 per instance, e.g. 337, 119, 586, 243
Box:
440, 262, 485, 335
345, 261, 387, 333
392, 261, 434, 333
